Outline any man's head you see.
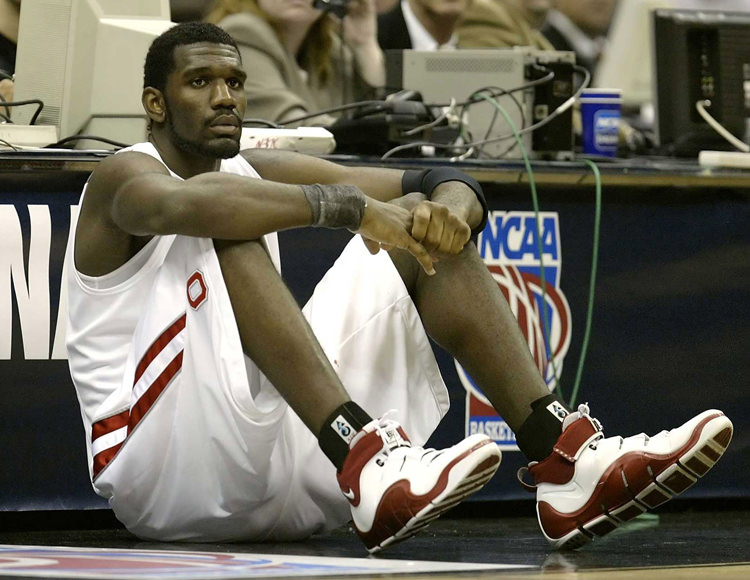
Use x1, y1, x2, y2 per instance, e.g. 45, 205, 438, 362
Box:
143, 22, 246, 161
144, 21, 239, 92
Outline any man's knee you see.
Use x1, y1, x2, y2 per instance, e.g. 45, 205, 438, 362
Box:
389, 241, 482, 294
388, 248, 421, 294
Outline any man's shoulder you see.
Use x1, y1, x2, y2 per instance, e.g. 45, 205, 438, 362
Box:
85, 147, 168, 202
92, 148, 164, 180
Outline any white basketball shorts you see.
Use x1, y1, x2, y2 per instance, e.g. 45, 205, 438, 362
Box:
93, 235, 449, 542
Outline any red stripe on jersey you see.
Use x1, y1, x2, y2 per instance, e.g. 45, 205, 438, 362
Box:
91, 410, 129, 441
90, 313, 187, 480
133, 313, 187, 384
128, 350, 184, 431
93, 441, 123, 479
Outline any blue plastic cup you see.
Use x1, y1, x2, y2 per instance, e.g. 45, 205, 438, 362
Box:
580, 89, 622, 157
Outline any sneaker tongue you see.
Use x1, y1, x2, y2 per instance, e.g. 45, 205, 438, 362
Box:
562, 403, 592, 431
562, 412, 582, 431
380, 424, 409, 450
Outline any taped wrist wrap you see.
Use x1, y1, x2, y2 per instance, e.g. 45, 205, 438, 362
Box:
300, 183, 367, 231
401, 167, 489, 235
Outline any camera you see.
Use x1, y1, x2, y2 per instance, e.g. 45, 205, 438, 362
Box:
313, 0, 351, 18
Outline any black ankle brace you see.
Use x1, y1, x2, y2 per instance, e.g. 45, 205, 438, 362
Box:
515, 394, 571, 462
318, 401, 372, 471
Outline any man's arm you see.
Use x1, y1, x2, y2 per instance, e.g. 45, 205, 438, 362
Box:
243, 149, 486, 242
107, 153, 313, 240
76, 150, 437, 276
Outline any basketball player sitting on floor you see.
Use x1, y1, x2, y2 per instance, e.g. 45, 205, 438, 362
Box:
65, 22, 733, 553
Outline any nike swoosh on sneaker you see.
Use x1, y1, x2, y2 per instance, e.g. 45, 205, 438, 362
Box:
342, 488, 356, 501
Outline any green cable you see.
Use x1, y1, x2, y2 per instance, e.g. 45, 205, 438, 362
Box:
473, 92, 562, 393
569, 159, 602, 407
473, 93, 603, 407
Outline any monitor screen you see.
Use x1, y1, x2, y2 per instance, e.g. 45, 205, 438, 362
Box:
12, 0, 174, 148
652, 8, 750, 156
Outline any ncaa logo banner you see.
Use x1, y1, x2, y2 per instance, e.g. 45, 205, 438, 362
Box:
457, 211, 572, 450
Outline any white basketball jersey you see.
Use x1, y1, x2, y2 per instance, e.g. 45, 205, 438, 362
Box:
65, 143, 280, 481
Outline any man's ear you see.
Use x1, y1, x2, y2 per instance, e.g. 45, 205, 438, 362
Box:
142, 88, 166, 124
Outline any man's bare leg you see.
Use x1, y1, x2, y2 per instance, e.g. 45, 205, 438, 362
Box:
389, 243, 552, 433
214, 238, 350, 435
215, 238, 502, 554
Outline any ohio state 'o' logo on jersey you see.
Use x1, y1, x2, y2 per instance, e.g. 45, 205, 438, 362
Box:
187, 271, 208, 309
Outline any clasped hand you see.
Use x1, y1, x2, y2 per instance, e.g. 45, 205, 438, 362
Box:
356, 193, 472, 276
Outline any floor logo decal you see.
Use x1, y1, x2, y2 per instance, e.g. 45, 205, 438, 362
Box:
0, 545, 528, 578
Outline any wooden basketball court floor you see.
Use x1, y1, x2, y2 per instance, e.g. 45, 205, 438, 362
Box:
0, 500, 748, 580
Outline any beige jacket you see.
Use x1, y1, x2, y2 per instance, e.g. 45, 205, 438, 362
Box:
457, 0, 553, 50
219, 13, 374, 126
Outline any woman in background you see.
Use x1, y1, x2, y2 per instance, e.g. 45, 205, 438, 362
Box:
205, 0, 384, 126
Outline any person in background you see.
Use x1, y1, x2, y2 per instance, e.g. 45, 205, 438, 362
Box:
376, 0, 400, 13
205, 0, 384, 126
457, 0, 553, 49
0, 0, 20, 103
378, 0, 474, 51
542, 0, 618, 82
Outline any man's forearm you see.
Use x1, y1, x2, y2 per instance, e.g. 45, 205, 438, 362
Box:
427, 181, 485, 233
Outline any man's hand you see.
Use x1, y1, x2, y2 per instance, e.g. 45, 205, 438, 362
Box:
411, 199, 472, 258
356, 195, 436, 276
357, 192, 474, 275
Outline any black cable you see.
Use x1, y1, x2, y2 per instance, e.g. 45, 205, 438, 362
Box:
438, 70, 555, 158
278, 100, 388, 126
242, 118, 283, 128
463, 86, 527, 158
462, 65, 591, 151
429, 69, 555, 109
44, 135, 130, 149
0, 98, 45, 125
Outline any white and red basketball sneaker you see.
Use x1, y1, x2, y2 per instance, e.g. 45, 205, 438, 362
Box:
337, 412, 501, 553
519, 404, 733, 550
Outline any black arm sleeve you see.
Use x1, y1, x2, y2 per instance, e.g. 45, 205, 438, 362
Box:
401, 167, 489, 236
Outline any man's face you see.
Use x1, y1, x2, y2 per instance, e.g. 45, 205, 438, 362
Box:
410, 0, 473, 20
161, 43, 246, 160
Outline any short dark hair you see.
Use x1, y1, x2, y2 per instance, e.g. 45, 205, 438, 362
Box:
143, 22, 240, 91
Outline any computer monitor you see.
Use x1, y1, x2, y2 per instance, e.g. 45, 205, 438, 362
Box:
12, 0, 174, 148
652, 9, 750, 156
